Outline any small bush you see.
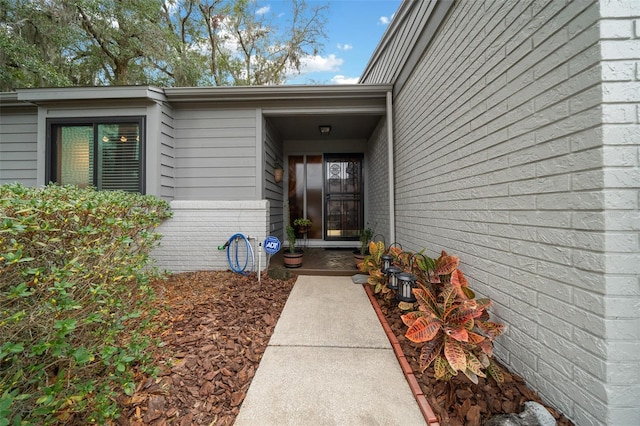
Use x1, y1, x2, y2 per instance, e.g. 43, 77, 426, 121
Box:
268, 265, 291, 281
0, 183, 172, 424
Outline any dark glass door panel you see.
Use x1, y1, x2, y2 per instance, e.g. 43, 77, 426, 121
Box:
324, 154, 363, 240
288, 155, 323, 239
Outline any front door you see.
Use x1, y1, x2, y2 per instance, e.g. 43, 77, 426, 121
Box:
287, 154, 363, 242
324, 154, 363, 241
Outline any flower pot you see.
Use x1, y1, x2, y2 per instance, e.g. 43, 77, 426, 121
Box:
353, 250, 367, 269
283, 250, 303, 268
296, 225, 310, 236
274, 168, 284, 183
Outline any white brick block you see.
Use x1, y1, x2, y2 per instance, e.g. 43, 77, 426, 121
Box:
608, 384, 640, 408
539, 294, 605, 334
604, 275, 640, 296
601, 61, 636, 81
607, 341, 640, 361
606, 318, 640, 339
573, 288, 606, 315
529, 376, 577, 423
572, 211, 606, 230
510, 210, 572, 228
571, 387, 609, 426
604, 296, 640, 317
607, 407, 640, 426
537, 312, 574, 340
604, 167, 640, 187
600, 0, 640, 18
510, 175, 571, 195
573, 248, 606, 272
600, 19, 634, 39
603, 124, 640, 145
604, 210, 640, 231
603, 82, 640, 102
605, 231, 638, 251
603, 146, 639, 166
602, 103, 638, 123
607, 361, 640, 384
573, 367, 607, 401
606, 253, 640, 274
537, 191, 603, 210
571, 169, 604, 190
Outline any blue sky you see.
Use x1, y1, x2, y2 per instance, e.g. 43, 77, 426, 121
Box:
260, 0, 402, 85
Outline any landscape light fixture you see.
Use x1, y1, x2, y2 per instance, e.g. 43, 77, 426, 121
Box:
385, 265, 402, 291
396, 271, 418, 302
380, 253, 394, 274
319, 125, 331, 135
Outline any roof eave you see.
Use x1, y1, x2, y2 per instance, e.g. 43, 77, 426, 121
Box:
14, 86, 167, 104
163, 84, 393, 103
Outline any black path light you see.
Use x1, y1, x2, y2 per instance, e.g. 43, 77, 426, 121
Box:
396, 253, 425, 303
380, 253, 394, 273
385, 265, 403, 291
396, 271, 418, 302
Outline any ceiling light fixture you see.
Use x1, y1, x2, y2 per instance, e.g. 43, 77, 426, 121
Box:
319, 125, 331, 135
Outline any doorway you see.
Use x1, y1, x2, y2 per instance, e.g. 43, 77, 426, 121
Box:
287, 154, 363, 242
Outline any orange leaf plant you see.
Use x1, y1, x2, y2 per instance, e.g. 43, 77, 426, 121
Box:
359, 241, 404, 298
401, 251, 506, 384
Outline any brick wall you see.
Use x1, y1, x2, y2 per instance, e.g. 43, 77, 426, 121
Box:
391, 0, 640, 424
366, 118, 391, 243
600, 1, 640, 425
152, 200, 269, 273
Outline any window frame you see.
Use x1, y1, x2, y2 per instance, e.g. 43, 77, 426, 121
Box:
46, 116, 146, 194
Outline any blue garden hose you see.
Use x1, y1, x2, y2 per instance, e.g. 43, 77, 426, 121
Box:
223, 233, 255, 275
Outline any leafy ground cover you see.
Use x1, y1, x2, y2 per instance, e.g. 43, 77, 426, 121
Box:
117, 271, 572, 426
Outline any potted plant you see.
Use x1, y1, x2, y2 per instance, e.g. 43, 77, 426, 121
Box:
353, 225, 374, 267
283, 224, 303, 268
274, 160, 284, 183
293, 217, 312, 235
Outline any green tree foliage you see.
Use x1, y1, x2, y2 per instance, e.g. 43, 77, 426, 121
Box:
1, 0, 328, 89
0, 0, 75, 90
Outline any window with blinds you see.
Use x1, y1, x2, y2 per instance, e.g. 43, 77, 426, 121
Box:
48, 118, 144, 193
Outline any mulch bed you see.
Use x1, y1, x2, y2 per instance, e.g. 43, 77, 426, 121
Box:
374, 294, 575, 426
117, 271, 296, 426
116, 271, 573, 426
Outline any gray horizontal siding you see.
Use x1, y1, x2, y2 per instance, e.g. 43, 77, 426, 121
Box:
0, 109, 38, 186
160, 103, 175, 200
173, 108, 257, 200
264, 118, 284, 240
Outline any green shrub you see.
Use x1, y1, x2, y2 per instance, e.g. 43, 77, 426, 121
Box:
0, 183, 172, 424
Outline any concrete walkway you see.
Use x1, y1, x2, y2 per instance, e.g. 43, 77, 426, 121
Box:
234, 275, 427, 426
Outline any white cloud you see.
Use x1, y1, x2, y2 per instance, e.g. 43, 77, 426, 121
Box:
256, 5, 270, 15
299, 54, 343, 73
337, 43, 353, 51
379, 13, 394, 25
331, 75, 360, 85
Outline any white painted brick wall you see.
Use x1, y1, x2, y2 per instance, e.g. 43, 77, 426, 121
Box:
391, 0, 639, 424
600, 1, 640, 425
152, 200, 269, 273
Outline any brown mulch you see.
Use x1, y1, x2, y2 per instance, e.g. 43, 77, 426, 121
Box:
117, 271, 573, 426
117, 271, 296, 426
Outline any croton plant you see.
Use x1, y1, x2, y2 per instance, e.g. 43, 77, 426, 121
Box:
360, 245, 506, 384
402, 251, 506, 383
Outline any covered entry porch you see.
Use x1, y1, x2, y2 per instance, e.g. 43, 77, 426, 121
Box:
262, 84, 395, 251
